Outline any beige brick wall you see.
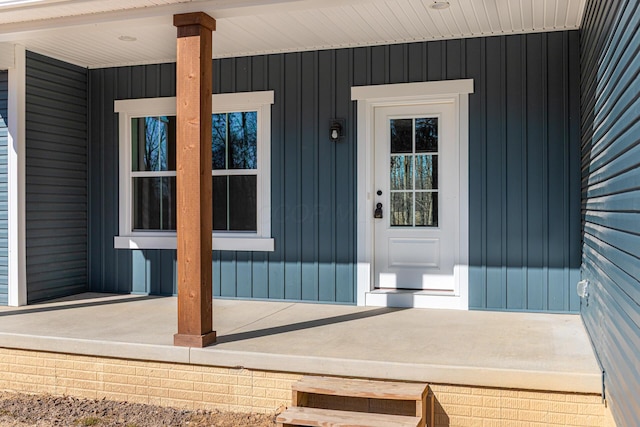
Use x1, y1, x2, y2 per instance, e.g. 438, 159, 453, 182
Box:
0, 348, 607, 426
0, 348, 301, 413
430, 384, 605, 427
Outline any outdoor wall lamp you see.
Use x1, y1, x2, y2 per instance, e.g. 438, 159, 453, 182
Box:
329, 119, 345, 142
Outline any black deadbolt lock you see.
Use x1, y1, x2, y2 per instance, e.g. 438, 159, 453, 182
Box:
374, 203, 383, 219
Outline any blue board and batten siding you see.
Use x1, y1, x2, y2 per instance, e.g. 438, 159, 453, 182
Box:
0, 71, 8, 305
89, 32, 580, 310
25, 51, 88, 303
580, 0, 640, 425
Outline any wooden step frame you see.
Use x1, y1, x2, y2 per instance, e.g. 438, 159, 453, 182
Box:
277, 406, 422, 427
277, 376, 433, 427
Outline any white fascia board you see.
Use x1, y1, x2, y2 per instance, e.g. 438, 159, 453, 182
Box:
114, 91, 274, 116
7, 44, 26, 306
352, 79, 474, 101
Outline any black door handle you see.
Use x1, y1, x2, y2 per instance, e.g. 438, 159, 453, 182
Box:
374, 203, 383, 219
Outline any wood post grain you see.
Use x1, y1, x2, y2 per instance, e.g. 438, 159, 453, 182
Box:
173, 12, 217, 348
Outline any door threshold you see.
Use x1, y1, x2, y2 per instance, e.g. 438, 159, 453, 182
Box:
366, 288, 466, 310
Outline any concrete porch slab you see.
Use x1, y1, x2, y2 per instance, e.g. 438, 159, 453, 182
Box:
0, 293, 602, 394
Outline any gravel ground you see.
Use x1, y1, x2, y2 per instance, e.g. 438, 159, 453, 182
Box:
0, 392, 278, 427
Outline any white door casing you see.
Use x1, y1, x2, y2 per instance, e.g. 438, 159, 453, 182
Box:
373, 103, 457, 292
352, 80, 473, 309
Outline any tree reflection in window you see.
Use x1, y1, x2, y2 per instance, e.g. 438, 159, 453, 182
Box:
389, 117, 438, 227
212, 111, 258, 232
131, 116, 177, 231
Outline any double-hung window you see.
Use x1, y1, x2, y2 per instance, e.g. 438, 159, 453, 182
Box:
114, 91, 274, 251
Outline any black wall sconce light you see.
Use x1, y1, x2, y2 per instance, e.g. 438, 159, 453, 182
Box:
329, 119, 345, 142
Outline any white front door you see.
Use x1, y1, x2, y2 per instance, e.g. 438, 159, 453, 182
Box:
373, 102, 459, 292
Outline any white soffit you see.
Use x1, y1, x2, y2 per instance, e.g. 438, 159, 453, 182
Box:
0, 0, 587, 68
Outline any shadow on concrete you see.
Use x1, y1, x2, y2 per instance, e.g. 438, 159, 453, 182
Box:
216, 307, 405, 344
0, 294, 164, 318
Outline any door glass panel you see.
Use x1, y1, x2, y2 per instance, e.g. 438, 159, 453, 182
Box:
390, 192, 413, 226
415, 155, 438, 190
390, 155, 413, 191
415, 192, 438, 227
415, 118, 438, 153
388, 116, 439, 228
390, 119, 412, 153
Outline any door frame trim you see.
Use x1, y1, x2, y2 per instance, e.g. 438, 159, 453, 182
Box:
351, 80, 473, 309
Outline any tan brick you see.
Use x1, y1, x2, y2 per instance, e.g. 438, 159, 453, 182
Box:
472, 406, 500, 419
237, 395, 253, 406
447, 415, 482, 427
447, 404, 472, 416
265, 387, 290, 400
529, 399, 552, 411
565, 394, 602, 404
147, 387, 169, 398
104, 382, 137, 395
237, 375, 253, 386
225, 384, 248, 396
168, 389, 202, 402
102, 373, 129, 384
502, 397, 530, 410
579, 402, 604, 416
547, 412, 567, 425
36, 367, 56, 377
252, 377, 276, 388
53, 359, 76, 370
10, 364, 38, 375
104, 364, 137, 375
145, 368, 169, 379
73, 361, 101, 372
192, 381, 226, 394
160, 378, 193, 391
15, 356, 43, 367
202, 392, 237, 405
169, 369, 202, 382
66, 369, 97, 381
482, 396, 501, 408
549, 400, 579, 414
127, 375, 148, 386
500, 408, 519, 421
202, 372, 237, 385
566, 414, 603, 426
439, 393, 483, 407
517, 410, 548, 423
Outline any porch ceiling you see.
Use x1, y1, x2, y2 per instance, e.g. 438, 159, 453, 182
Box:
0, 0, 586, 68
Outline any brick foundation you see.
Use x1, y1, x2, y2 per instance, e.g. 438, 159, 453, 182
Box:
0, 348, 607, 426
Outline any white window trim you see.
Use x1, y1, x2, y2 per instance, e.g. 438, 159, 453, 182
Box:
114, 91, 274, 251
351, 79, 472, 309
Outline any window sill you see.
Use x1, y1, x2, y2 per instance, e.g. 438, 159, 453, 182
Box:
114, 235, 275, 252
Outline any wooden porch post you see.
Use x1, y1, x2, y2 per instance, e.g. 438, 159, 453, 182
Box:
173, 12, 217, 348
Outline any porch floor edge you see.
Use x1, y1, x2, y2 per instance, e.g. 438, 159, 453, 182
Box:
0, 293, 602, 395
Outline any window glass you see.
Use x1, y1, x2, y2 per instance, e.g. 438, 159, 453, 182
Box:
212, 112, 257, 170
131, 116, 176, 172
133, 177, 176, 230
